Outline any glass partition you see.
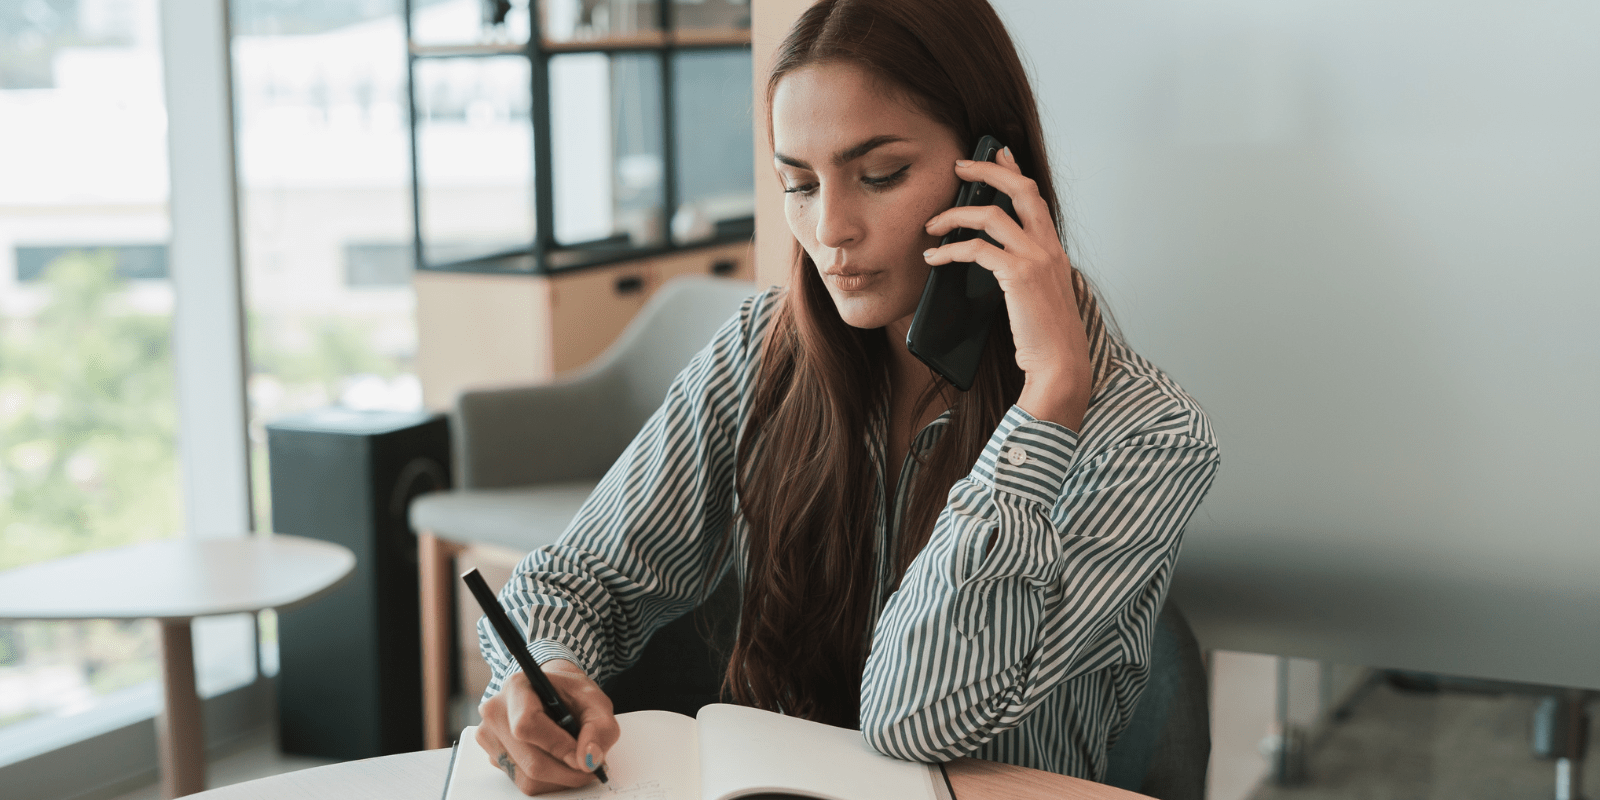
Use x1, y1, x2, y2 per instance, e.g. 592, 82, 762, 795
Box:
414, 55, 537, 265
551, 52, 666, 248
412, 0, 532, 49
671, 48, 754, 244
540, 0, 663, 46
672, 0, 751, 43
405, 0, 749, 271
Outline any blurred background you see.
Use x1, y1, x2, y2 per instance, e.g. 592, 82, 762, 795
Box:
3, 1, 1597, 799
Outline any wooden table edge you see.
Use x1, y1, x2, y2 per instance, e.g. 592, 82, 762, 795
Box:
945, 756, 1155, 800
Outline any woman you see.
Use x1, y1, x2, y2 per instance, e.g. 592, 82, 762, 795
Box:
474, 0, 1220, 793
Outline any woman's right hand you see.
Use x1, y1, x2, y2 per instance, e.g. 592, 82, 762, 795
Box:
475, 659, 621, 795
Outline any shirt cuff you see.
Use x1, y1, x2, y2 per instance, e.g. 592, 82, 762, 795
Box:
971, 405, 1080, 507
527, 639, 586, 673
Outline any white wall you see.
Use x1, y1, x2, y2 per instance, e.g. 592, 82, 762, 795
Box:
994, 0, 1600, 688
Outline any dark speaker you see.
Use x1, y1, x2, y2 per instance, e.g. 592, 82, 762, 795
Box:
266, 408, 451, 759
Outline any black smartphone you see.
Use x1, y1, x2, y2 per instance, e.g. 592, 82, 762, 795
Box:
905, 135, 1019, 392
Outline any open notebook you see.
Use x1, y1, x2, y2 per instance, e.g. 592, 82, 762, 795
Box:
443, 703, 954, 800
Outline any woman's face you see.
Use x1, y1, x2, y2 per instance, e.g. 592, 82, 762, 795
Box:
771, 62, 965, 331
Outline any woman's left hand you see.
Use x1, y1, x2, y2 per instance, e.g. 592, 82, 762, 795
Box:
922, 146, 1093, 431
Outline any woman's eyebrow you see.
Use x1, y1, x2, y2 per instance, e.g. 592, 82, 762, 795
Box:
774, 134, 910, 170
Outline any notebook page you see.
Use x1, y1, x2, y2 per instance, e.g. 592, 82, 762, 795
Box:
695, 704, 936, 800
446, 712, 700, 800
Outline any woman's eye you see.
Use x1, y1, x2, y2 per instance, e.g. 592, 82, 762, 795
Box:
784, 183, 817, 195
863, 164, 910, 189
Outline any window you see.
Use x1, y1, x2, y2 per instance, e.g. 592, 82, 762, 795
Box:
0, 0, 259, 779
0, 0, 190, 763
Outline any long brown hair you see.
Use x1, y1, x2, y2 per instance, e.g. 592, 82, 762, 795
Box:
723, 0, 1110, 727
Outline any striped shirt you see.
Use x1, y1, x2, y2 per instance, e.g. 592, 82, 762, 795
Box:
480, 285, 1220, 781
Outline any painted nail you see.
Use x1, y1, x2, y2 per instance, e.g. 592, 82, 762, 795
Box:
955, 159, 972, 166
923, 249, 936, 259
1002, 146, 1013, 161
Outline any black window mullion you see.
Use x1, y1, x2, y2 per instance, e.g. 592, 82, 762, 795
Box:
660, 1, 679, 250
403, 0, 425, 270
529, 5, 554, 264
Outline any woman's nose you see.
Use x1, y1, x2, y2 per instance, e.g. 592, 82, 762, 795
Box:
813, 189, 863, 249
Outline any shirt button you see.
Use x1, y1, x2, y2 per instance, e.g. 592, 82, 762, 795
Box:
1005, 446, 1028, 466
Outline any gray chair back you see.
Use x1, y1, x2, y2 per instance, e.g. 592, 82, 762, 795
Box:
454, 277, 756, 489
1104, 601, 1211, 800
599, 277, 761, 432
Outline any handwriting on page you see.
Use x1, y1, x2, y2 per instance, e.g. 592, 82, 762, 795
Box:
541, 778, 669, 799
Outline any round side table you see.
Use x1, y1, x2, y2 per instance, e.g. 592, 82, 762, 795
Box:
0, 535, 355, 798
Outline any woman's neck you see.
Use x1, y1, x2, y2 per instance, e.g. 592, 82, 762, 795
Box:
881, 317, 949, 469
883, 316, 931, 402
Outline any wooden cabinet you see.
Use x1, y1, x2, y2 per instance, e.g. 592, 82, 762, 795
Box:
414, 240, 754, 410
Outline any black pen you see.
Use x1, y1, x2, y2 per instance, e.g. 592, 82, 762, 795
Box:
461, 568, 609, 785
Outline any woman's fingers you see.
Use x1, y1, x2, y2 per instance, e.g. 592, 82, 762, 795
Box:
568, 685, 622, 774
948, 152, 1055, 233
923, 237, 1013, 279
478, 699, 594, 794
500, 660, 620, 774
541, 660, 622, 773
478, 665, 617, 794
924, 204, 1032, 253
505, 684, 586, 766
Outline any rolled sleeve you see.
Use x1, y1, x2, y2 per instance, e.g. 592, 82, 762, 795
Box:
478, 630, 588, 695
527, 638, 583, 669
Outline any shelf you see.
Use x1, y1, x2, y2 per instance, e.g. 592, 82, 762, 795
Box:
669, 29, 753, 48
543, 31, 669, 53
409, 30, 751, 59
417, 221, 754, 276
410, 42, 528, 58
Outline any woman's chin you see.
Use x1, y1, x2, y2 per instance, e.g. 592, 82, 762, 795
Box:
831, 299, 899, 330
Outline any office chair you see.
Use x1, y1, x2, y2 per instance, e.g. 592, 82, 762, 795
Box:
1104, 601, 1211, 800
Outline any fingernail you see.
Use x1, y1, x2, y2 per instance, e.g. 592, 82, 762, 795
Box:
955, 159, 972, 166
585, 747, 597, 771
923, 249, 936, 259
1002, 146, 1013, 161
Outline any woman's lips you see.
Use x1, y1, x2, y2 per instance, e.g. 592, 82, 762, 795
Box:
826, 270, 879, 291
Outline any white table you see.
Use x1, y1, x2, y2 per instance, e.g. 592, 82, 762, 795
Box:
182, 747, 1152, 800
0, 535, 355, 798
